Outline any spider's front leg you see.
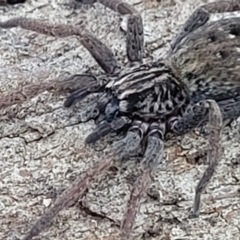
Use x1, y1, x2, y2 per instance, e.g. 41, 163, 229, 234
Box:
0, 16, 119, 108
119, 122, 165, 240
0, 17, 119, 74
171, 0, 240, 51
85, 116, 132, 143
0, 74, 102, 109
63, 74, 106, 108
170, 99, 223, 217
78, 0, 144, 63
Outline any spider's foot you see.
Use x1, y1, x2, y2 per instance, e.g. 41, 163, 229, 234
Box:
188, 211, 200, 219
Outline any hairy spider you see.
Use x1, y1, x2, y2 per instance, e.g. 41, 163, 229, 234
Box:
1, 0, 240, 239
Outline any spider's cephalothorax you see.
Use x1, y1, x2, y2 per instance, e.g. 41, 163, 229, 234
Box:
1, 0, 240, 239
71, 62, 190, 145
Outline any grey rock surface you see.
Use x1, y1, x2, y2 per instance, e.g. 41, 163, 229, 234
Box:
0, 0, 240, 239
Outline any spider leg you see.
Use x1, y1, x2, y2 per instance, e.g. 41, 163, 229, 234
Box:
111, 120, 149, 158
170, 99, 222, 217
218, 95, 240, 121
63, 87, 93, 108
193, 101, 222, 217
0, 74, 100, 109
85, 116, 131, 144
22, 120, 146, 240
22, 152, 115, 240
169, 101, 209, 135
171, 0, 240, 51
0, 18, 119, 74
121, 122, 165, 240
63, 74, 105, 107
80, 0, 144, 63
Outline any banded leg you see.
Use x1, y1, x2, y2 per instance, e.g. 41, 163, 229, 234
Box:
171, 0, 240, 51
85, 116, 132, 143
79, 0, 144, 62
111, 120, 149, 158
121, 122, 165, 240
169, 100, 209, 135
0, 18, 119, 74
170, 100, 223, 216
218, 95, 240, 121
63, 74, 105, 107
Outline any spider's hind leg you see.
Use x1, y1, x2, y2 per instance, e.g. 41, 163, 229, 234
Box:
170, 99, 223, 217
192, 100, 222, 217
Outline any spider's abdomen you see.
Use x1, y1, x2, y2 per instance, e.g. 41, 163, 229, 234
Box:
107, 63, 189, 120
170, 18, 240, 103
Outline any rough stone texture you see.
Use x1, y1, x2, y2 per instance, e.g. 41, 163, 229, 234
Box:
0, 0, 240, 239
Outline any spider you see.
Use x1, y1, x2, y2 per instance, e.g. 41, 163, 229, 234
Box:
1, 0, 240, 239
